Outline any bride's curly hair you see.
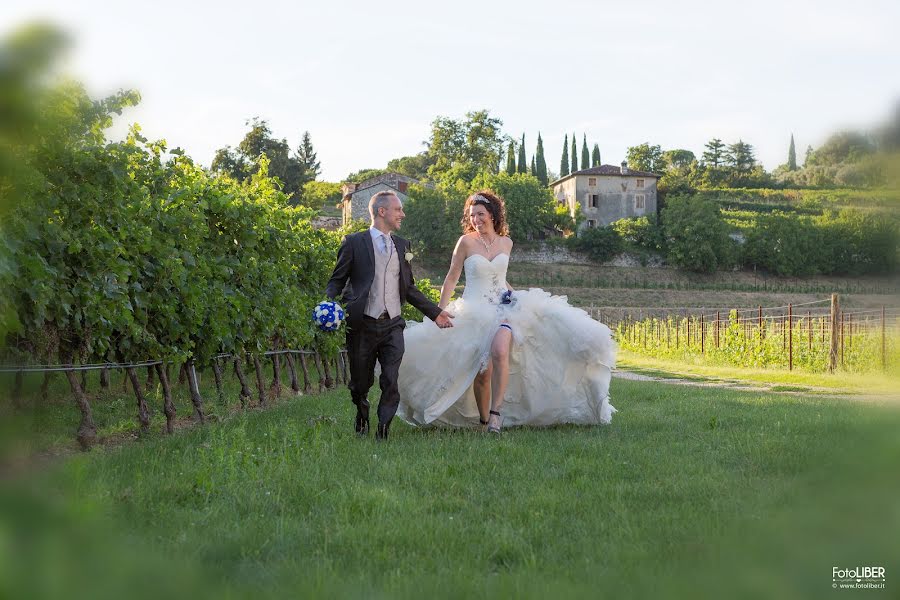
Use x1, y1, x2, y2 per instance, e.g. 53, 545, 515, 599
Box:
461, 190, 509, 236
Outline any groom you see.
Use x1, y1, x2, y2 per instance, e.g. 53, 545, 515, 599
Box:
325, 190, 453, 440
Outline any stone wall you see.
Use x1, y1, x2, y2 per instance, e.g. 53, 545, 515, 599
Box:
511, 242, 664, 267
311, 216, 342, 231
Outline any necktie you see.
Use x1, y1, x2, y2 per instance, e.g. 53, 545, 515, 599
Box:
382, 234, 390, 255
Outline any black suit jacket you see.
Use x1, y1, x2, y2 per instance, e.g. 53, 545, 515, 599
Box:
325, 231, 442, 330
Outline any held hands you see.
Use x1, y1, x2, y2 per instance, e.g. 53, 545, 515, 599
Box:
434, 310, 455, 329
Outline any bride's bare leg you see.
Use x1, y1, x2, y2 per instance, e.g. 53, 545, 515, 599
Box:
473, 364, 492, 425
489, 323, 513, 431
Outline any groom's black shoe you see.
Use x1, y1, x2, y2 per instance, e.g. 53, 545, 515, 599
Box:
355, 406, 370, 436
375, 421, 390, 441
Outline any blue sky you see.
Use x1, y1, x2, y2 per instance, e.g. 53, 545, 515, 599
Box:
3, 0, 899, 180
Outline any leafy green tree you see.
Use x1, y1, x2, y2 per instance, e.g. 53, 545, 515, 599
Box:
805, 131, 875, 166
535, 133, 548, 185
662, 149, 695, 171
386, 152, 435, 180
471, 172, 563, 239
626, 143, 664, 173
726, 140, 755, 173
211, 119, 313, 204
505, 141, 516, 175
560, 134, 570, 177
517, 134, 527, 174
567, 226, 623, 262
295, 131, 320, 183
303, 181, 343, 211
581, 135, 590, 170
426, 110, 506, 180
402, 184, 466, 257
702, 138, 726, 167
570, 133, 578, 174
661, 195, 735, 272
787, 134, 797, 171
344, 168, 388, 183
591, 144, 601, 167
742, 211, 821, 276
611, 215, 666, 252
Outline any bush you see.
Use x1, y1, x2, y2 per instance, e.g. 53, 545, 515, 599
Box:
661, 195, 735, 272
741, 212, 821, 276
567, 226, 623, 262
611, 215, 666, 252
402, 184, 465, 258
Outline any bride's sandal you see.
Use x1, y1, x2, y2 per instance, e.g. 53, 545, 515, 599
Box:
487, 410, 503, 434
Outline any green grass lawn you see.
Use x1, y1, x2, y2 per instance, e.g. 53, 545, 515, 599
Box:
2, 374, 898, 599
617, 350, 900, 396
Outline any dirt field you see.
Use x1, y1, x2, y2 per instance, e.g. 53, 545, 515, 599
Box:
413, 260, 898, 317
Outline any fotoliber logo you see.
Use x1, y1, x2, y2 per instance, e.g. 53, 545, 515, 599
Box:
833, 566, 886, 590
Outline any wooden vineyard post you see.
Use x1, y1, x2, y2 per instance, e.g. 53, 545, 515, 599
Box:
829, 294, 839, 373
788, 303, 793, 371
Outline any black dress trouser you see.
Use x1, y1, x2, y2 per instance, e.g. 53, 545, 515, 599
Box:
345, 314, 405, 425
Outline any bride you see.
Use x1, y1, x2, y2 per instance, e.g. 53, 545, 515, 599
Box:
397, 190, 616, 433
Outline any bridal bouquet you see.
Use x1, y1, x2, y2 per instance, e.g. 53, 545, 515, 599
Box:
313, 301, 345, 332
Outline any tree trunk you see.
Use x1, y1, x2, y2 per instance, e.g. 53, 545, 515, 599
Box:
284, 352, 301, 394
334, 352, 347, 384
62, 353, 97, 450
211, 359, 225, 405
99, 366, 109, 389
81, 369, 88, 393
185, 359, 206, 424
40, 371, 52, 403
298, 353, 312, 393
178, 362, 187, 386
126, 367, 151, 434
320, 354, 334, 389
121, 369, 129, 392
233, 356, 252, 408
341, 350, 350, 384
12, 371, 24, 410
252, 355, 267, 407
270, 354, 283, 399
312, 353, 326, 392
155, 363, 176, 434
145, 364, 155, 392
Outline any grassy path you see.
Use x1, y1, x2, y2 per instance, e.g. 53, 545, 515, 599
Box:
2, 376, 897, 599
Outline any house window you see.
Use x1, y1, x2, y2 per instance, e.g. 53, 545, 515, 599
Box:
636, 179, 644, 189
587, 219, 597, 228
590, 194, 599, 208
588, 177, 597, 186
635, 194, 646, 210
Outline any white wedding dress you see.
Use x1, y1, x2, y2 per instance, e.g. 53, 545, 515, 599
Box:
397, 253, 616, 428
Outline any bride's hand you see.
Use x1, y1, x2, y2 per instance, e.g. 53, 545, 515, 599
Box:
435, 310, 454, 328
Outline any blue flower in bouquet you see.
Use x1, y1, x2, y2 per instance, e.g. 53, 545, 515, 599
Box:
313, 300, 345, 332
500, 290, 515, 305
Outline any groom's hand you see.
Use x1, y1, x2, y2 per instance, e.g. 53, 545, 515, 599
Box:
435, 310, 454, 329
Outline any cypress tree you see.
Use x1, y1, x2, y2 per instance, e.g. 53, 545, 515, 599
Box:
592, 143, 601, 167
536, 132, 548, 185
581, 135, 590, 170
570, 133, 577, 174
787, 134, 797, 171
560, 134, 570, 177
506, 141, 516, 175
530, 156, 536, 176
517, 133, 527, 174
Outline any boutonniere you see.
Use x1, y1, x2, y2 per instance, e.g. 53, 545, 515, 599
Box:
405, 250, 414, 262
